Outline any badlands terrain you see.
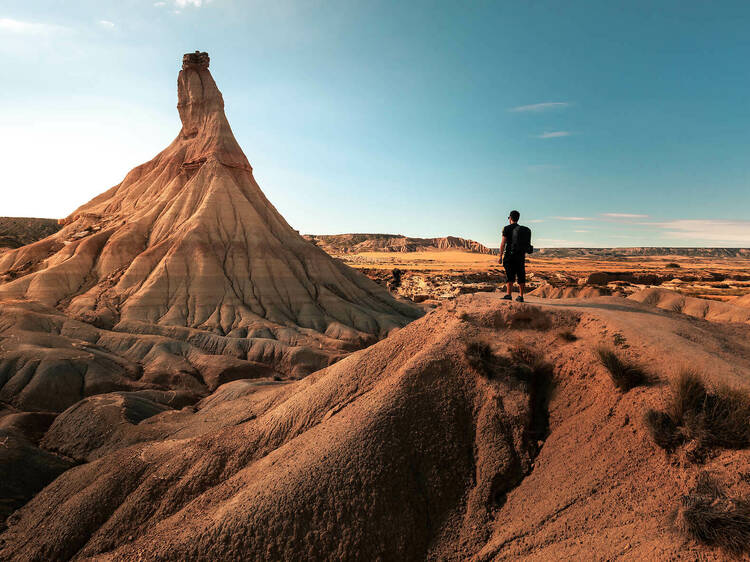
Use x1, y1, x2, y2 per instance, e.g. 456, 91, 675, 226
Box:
328, 243, 750, 306
1, 53, 750, 561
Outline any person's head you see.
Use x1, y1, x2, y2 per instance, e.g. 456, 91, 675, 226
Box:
509, 210, 520, 223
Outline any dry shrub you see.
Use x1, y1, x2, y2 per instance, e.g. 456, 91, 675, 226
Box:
643, 410, 682, 452
558, 330, 578, 342
465, 339, 555, 448
670, 300, 686, 314
482, 307, 552, 331
643, 291, 662, 307
596, 346, 652, 391
675, 472, 750, 554
646, 371, 750, 454
464, 339, 496, 379
506, 342, 555, 447
509, 342, 543, 368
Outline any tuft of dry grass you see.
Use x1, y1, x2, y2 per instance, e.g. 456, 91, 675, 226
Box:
506, 342, 555, 447
670, 300, 686, 314
643, 292, 662, 307
643, 409, 682, 452
596, 346, 653, 391
464, 339, 496, 378
509, 342, 543, 368
675, 472, 750, 554
646, 371, 750, 454
558, 330, 578, 342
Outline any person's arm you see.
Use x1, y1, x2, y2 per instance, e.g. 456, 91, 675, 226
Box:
499, 236, 506, 262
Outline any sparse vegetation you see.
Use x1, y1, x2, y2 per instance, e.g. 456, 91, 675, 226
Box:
464, 339, 554, 449
464, 339, 496, 378
665, 262, 681, 269
643, 410, 682, 451
558, 330, 578, 342
643, 292, 662, 306
596, 346, 652, 391
645, 371, 750, 455
670, 299, 685, 314
507, 342, 555, 448
509, 342, 543, 368
674, 472, 750, 554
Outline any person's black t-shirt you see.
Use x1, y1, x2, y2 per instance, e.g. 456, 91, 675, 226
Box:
502, 224, 520, 258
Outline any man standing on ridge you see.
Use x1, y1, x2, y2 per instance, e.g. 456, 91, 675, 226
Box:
499, 210, 533, 302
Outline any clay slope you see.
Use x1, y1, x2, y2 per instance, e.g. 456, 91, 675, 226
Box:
734, 292, 750, 308
0, 53, 420, 385
629, 287, 750, 324
530, 282, 612, 299
305, 233, 496, 254
2, 294, 750, 560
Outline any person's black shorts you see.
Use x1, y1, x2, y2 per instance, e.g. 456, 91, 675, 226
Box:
503, 254, 526, 284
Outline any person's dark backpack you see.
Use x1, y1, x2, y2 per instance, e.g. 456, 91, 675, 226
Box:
510, 224, 534, 256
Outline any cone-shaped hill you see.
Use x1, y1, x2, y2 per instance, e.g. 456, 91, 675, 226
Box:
0, 52, 420, 393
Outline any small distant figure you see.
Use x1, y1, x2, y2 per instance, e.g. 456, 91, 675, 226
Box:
499, 210, 533, 302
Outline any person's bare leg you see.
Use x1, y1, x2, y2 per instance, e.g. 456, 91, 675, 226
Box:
519, 283, 525, 297
507, 282, 513, 296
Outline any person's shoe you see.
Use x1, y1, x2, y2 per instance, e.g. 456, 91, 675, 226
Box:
516, 296, 525, 302
502, 294, 512, 300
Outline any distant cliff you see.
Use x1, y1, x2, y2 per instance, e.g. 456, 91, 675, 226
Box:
534, 247, 750, 258
0, 217, 61, 250
304, 233, 497, 254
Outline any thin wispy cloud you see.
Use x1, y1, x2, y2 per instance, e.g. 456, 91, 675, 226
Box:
655, 220, 750, 245
550, 216, 588, 221
510, 102, 570, 113
535, 131, 571, 139
174, 0, 209, 7
154, 1, 167, 5
574, 229, 590, 233
0, 18, 66, 34
528, 219, 545, 223
601, 213, 649, 219
98, 20, 115, 29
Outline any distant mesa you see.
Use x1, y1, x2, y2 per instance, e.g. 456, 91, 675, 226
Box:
305, 233, 497, 254
535, 247, 750, 258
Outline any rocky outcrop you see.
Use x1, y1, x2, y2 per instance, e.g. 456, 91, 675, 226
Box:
0, 53, 421, 389
0, 53, 423, 526
531, 282, 612, 299
583, 271, 672, 286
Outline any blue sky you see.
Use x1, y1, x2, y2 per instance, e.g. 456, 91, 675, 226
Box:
2, 1, 749, 247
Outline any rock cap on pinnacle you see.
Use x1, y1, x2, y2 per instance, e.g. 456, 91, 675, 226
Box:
182, 51, 210, 71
